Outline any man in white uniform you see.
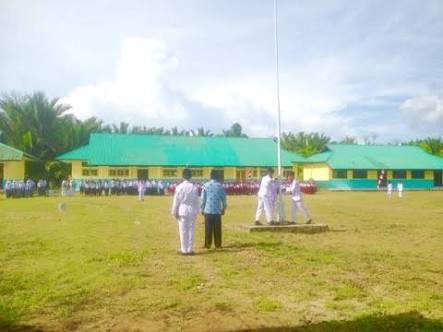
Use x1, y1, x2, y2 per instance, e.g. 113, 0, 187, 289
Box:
171, 168, 199, 255
286, 171, 312, 224
397, 181, 403, 198
255, 168, 276, 225
387, 182, 393, 197
138, 180, 145, 201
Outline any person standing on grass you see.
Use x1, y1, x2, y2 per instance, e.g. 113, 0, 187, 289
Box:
138, 179, 145, 201
286, 171, 312, 224
254, 168, 276, 225
387, 181, 393, 197
171, 168, 199, 255
200, 170, 227, 249
397, 181, 403, 198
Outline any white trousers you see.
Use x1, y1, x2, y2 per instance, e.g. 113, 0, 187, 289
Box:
138, 189, 144, 201
290, 200, 310, 223
177, 216, 195, 253
255, 196, 274, 223
398, 191, 403, 198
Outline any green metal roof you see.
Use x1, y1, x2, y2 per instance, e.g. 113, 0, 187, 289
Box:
306, 144, 443, 170
57, 133, 305, 167
0, 142, 26, 161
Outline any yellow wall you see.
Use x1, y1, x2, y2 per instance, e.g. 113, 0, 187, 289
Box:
71, 160, 83, 178
65, 161, 306, 181
302, 163, 331, 181
2, 160, 25, 179
425, 170, 434, 180
367, 170, 377, 179
223, 167, 235, 180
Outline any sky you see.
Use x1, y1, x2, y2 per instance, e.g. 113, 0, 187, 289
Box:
1, 0, 442, 142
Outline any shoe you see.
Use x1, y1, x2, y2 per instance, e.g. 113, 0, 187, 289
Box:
266, 221, 275, 226
289, 222, 296, 225
254, 220, 262, 225
306, 219, 312, 224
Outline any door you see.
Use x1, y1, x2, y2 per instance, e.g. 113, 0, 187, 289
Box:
0, 163, 3, 189
434, 170, 442, 187
236, 170, 246, 181
377, 170, 387, 188
137, 169, 148, 180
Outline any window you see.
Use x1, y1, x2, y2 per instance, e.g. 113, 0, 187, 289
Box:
333, 169, 348, 179
163, 168, 177, 177
393, 170, 406, 179
191, 168, 203, 177
81, 161, 88, 167
117, 169, 129, 177
283, 168, 293, 178
108, 168, 129, 177
82, 168, 98, 176
259, 168, 268, 177
352, 169, 367, 179
411, 170, 424, 179
212, 168, 224, 180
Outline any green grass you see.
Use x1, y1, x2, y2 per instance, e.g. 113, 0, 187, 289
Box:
1, 191, 443, 331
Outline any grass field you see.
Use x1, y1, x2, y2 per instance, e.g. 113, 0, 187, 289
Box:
1, 191, 443, 331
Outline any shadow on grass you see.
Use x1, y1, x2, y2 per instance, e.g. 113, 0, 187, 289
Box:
232, 311, 443, 332
194, 241, 282, 255
0, 319, 44, 332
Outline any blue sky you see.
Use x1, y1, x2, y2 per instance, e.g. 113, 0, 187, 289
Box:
1, 0, 442, 142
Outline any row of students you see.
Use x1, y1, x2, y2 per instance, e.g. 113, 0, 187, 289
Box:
4, 179, 47, 198
79, 179, 165, 197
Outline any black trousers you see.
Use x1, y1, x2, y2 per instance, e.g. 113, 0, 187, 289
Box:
204, 214, 222, 248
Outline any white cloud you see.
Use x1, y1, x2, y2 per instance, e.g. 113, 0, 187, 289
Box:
60, 37, 189, 125
400, 95, 443, 129
61, 37, 359, 138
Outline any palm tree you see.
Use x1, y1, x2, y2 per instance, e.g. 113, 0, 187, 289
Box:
417, 137, 443, 156
281, 131, 330, 157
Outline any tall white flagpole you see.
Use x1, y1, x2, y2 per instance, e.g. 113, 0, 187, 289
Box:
274, 0, 282, 178
274, 0, 284, 222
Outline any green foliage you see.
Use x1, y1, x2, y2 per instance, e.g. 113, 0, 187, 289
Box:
281, 131, 330, 157
405, 137, 443, 157
0, 92, 107, 183
222, 122, 247, 137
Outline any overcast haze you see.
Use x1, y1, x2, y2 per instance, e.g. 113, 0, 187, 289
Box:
1, 0, 442, 142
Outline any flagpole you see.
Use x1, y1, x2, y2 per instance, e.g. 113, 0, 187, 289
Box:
274, 0, 282, 178
274, 0, 284, 222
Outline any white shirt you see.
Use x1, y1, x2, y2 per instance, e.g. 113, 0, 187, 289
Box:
397, 183, 403, 192
258, 174, 274, 198
287, 179, 303, 202
171, 180, 199, 218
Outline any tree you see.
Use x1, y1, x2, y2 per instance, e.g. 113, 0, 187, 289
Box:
0, 92, 107, 183
405, 137, 443, 156
222, 123, 247, 137
338, 136, 358, 144
281, 132, 330, 157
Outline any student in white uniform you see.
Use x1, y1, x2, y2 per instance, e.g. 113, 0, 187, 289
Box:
138, 180, 145, 201
397, 181, 403, 198
255, 168, 276, 225
286, 171, 312, 224
171, 168, 199, 255
387, 182, 393, 197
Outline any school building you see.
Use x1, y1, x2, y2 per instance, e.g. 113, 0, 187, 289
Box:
0, 142, 36, 186
56, 133, 304, 182
300, 144, 443, 189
